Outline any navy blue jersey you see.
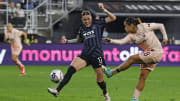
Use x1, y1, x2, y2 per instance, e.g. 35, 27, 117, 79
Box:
78, 18, 105, 57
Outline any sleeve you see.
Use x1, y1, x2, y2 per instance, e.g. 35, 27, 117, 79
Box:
14, 29, 23, 37
146, 23, 168, 40
111, 35, 133, 45
67, 27, 83, 43
18, 30, 23, 37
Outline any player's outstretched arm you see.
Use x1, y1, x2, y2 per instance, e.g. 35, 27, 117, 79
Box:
103, 36, 131, 45
98, 3, 117, 23
22, 32, 30, 46
65, 35, 82, 44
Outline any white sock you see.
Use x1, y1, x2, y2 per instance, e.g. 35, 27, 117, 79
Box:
133, 88, 141, 99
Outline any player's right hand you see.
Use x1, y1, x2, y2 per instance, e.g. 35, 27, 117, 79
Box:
161, 40, 168, 46
98, 3, 105, 11
103, 38, 112, 43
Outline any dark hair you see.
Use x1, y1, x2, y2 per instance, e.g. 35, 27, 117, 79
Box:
81, 10, 91, 16
124, 17, 139, 26
81, 8, 96, 20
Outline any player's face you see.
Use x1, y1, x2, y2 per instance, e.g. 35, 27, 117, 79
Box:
124, 24, 137, 33
7, 24, 13, 32
82, 15, 92, 27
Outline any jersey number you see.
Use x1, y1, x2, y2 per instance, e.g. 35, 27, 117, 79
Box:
97, 57, 103, 65
144, 52, 150, 56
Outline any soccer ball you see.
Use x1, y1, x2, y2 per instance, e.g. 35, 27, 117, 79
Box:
50, 69, 64, 83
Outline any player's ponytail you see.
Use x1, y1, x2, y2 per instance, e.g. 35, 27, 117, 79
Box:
137, 17, 142, 24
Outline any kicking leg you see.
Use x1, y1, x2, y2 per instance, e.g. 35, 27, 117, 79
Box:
48, 57, 87, 97
103, 54, 145, 77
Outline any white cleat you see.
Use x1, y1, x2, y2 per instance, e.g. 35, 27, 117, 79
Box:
47, 88, 59, 97
104, 93, 111, 101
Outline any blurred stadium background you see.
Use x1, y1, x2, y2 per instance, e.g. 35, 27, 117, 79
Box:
0, 0, 180, 101
0, 0, 180, 44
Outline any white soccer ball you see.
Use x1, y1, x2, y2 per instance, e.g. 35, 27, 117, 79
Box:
50, 69, 64, 83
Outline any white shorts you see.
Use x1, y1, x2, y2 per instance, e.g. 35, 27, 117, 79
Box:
139, 50, 163, 71
11, 46, 22, 56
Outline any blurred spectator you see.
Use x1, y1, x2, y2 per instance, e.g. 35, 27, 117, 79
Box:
59, 35, 66, 43
34, 38, 38, 43
30, 35, 38, 44
2, 0, 10, 3
46, 39, 52, 44
33, 0, 39, 8
8, 2, 16, 24
10, 0, 20, 4
0, 0, 3, 8
20, 0, 34, 9
168, 37, 175, 45
103, 28, 109, 38
15, 3, 25, 27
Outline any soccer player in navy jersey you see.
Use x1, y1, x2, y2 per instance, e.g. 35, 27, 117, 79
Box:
48, 3, 116, 101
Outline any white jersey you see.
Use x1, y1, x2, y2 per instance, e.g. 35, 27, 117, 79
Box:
111, 23, 168, 53
5, 28, 23, 48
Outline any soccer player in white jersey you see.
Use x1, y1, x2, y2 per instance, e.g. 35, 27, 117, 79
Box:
4, 24, 29, 76
103, 17, 168, 101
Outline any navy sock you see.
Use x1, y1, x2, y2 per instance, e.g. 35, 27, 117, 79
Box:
116, 69, 120, 73
57, 66, 76, 92
97, 81, 107, 95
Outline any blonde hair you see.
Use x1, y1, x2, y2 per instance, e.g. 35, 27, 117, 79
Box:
6, 23, 13, 28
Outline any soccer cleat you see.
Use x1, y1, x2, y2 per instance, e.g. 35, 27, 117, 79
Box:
20, 66, 26, 76
20, 72, 26, 76
104, 93, 111, 101
102, 65, 112, 78
130, 98, 139, 101
48, 88, 59, 97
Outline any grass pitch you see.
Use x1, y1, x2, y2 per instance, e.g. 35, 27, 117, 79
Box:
0, 66, 179, 101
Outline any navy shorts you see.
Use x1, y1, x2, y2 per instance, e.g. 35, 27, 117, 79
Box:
78, 54, 106, 68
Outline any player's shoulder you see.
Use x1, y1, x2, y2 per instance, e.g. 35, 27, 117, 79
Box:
138, 23, 149, 27
12, 28, 19, 32
140, 22, 160, 27
138, 23, 154, 30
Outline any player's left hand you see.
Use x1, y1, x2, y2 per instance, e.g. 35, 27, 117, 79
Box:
98, 3, 105, 11
162, 40, 168, 45
103, 38, 112, 43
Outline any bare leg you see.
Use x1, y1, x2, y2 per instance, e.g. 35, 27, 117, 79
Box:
11, 55, 24, 72
94, 68, 104, 83
111, 54, 145, 76
133, 69, 151, 99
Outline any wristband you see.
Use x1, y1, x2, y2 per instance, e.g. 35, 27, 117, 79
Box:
104, 9, 108, 13
66, 40, 68, 44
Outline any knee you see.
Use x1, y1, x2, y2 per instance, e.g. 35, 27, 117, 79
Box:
11, 57, 17, 62
96, 71, 104, 82
139, 73, 147, 81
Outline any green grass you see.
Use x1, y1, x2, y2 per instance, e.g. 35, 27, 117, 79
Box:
0, 66, 179, 101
